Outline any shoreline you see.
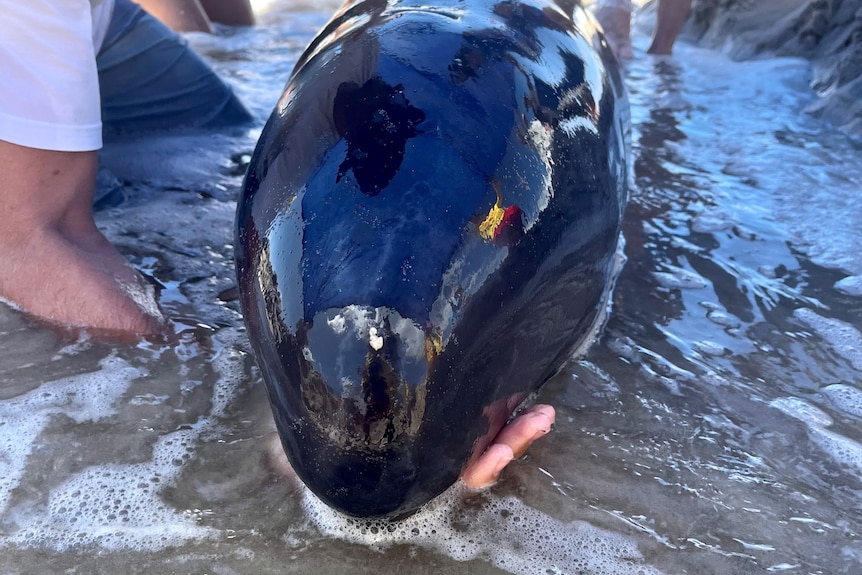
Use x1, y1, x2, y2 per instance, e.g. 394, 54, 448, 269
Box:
685, 0, 862, 140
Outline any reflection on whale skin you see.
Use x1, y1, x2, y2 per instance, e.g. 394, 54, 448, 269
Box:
235, 0, 629, 518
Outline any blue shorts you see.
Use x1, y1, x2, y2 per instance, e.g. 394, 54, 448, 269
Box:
97, 0, 253, 138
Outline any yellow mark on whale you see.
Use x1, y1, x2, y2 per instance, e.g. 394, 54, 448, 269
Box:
479, 180, 506, 241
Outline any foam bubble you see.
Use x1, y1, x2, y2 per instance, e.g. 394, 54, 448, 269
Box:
705, 309, 741, 329
0, 355, 143, 515
770, 397, 833, 428
0, 415, 46, 515
821, 384, 862, 420
652, 266, 708, 290
6, 427, 217, 551
794, 309, 862, 371
209, 328, 250, 418
691, 210, 735, 234
0, 330, 250, 552
693, 340, 727, 357
834, 276, 862, 297
770, 396, 862, 475
808, 426, 862, 476
300, 484, 664, 575
51, 331, 94, 359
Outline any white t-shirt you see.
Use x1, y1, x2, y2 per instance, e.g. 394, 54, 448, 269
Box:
0, 0, 115, 152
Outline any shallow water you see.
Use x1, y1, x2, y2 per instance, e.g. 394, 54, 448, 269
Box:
2, 2, 861, 574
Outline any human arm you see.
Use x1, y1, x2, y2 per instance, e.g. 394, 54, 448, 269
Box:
0, 141, 163, 335
1, 1, 162, 334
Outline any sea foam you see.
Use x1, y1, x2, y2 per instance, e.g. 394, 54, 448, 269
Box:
0, 328, 248, 552
300, 483, 664, 575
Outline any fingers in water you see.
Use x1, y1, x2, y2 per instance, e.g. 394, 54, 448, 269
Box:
462, 404, 556, 488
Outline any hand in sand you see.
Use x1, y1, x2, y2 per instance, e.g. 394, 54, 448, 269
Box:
0, 142, 164, 336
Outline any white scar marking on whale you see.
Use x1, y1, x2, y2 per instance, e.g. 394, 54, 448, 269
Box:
369, 326, 384, 350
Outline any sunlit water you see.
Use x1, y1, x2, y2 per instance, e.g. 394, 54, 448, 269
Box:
1, 2, 861, 574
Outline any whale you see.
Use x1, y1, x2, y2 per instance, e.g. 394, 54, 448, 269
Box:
235, 0, 629, 518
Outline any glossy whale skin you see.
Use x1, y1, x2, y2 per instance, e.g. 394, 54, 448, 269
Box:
235, 0, 629, 518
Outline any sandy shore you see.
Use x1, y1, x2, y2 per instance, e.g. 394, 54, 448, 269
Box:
686, 0, 862, 139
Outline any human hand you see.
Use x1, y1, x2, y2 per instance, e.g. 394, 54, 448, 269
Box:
460, 404, 555, 488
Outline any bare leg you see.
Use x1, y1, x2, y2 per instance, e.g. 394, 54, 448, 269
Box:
0, 141, 163, 335
198, 0, 255, 26
134, 0, 213, 33
647, 0, 692, 55
135, 0, 256, 31
595, 2, 634, 60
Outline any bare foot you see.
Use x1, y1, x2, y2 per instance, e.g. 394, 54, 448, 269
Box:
461, 404, 555, 488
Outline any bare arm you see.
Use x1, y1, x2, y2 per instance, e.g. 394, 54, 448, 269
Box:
0, 140, 162, 334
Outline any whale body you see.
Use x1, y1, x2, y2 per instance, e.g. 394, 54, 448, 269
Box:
235, 0, 629, 517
